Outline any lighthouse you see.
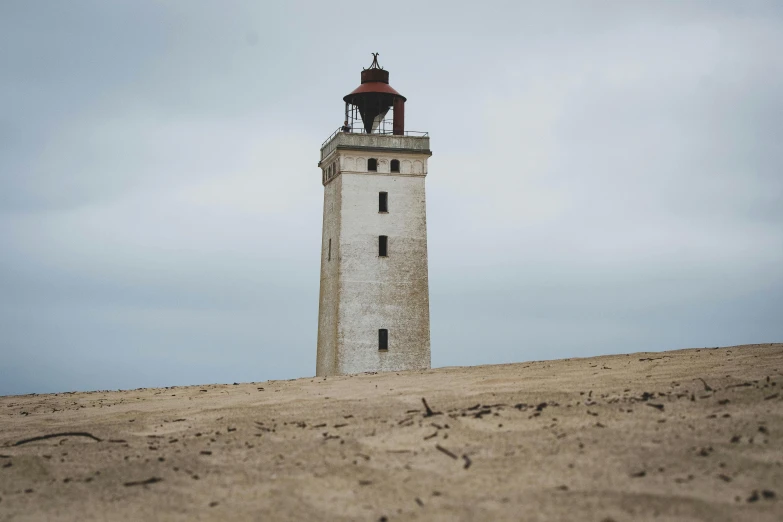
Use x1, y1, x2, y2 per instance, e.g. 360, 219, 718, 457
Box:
316, 54, 432, 376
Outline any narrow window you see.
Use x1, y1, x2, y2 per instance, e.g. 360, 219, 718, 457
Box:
328, 238, 331, 261
390, 159, 400, 173
368, 158, 377, 172
378, 235, 387, 257
378, 329, 388, 350
379, 192, 388, 213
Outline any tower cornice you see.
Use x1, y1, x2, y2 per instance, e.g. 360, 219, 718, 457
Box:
320, 132, 430, 163
319, 145, 431, 168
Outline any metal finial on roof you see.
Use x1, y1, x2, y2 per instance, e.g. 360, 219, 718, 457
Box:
365, 52, 383, 71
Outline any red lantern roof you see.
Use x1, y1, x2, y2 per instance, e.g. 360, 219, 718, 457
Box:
344, 81, 405, 103
343, 54, 406, 104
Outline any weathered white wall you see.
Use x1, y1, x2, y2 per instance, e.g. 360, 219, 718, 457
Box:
315, 174, 342, 376
316, 134, 431, 376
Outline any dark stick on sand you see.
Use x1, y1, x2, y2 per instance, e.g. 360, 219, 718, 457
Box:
422, 398, 442, 417
124, 477, 163, 487
14, 432, 103, 446
435, 444, 458, 459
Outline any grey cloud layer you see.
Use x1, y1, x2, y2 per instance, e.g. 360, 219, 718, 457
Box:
1, 1, 781, 395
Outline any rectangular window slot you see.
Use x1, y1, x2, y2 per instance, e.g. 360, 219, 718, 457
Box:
378, 235, 388, 257
379, 192, 388, 213
379, 329, 388, 350
328, 238, 331, 261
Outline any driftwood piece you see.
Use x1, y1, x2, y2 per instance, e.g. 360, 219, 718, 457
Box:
14, 432, 102, 446
124, 477, 163, 487
422, 398, 442, 417
435, 444, 458, 459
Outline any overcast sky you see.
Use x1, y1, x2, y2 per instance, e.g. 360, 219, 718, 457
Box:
1, 1, 781, 396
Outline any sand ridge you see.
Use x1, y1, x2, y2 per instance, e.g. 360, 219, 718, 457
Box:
1, 344, 782, 521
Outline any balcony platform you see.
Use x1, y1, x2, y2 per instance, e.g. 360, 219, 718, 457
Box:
320, 130, 431, 164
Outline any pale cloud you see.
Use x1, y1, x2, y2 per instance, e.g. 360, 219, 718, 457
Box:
1, 0, 781, 395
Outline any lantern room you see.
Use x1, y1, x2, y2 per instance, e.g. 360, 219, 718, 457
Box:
342, 53, 406, 135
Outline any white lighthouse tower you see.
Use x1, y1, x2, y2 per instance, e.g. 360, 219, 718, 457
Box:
316, 54, 431, 376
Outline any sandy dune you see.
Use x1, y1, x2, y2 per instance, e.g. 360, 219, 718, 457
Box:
1, 344, 781, 521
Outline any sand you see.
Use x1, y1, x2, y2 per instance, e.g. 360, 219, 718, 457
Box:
1, 343, 782, 521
